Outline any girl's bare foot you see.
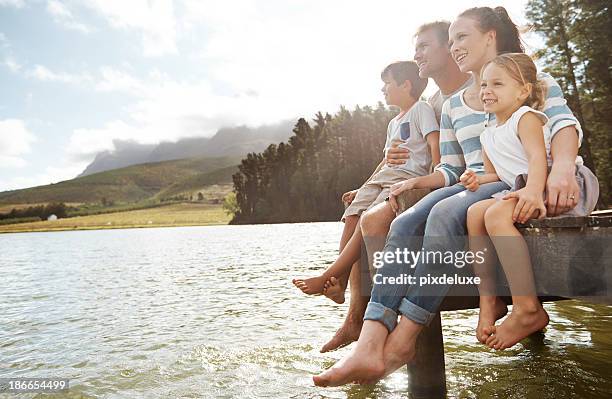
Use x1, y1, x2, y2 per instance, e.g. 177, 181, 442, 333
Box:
476, 296, 508, 343
323, 277, 345, 304
485, 305, 549, 350
292, 275, 327, 295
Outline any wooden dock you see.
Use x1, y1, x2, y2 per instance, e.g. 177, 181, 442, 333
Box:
395, 191, 612, 398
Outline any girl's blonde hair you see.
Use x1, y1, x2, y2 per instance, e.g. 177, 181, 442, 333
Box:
481, 53, 546, 110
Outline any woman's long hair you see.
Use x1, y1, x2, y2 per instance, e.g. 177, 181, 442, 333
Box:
459, 6, 524, 54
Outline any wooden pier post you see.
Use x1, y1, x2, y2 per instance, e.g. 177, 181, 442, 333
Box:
406, 312, 446, 399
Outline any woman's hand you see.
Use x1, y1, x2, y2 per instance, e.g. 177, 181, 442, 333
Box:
388, 179, 417, 212
386, 140, 410, 165
460, 169, 479, 191
503, 187, 547, 223
342, 189, 358, 205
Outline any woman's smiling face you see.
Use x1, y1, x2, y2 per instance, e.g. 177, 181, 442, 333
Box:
448, 17, 497, 74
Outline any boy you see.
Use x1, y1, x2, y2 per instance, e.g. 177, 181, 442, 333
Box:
292, 60, 440, 300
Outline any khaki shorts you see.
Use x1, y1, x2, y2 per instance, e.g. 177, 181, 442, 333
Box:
341, 167, 418, 221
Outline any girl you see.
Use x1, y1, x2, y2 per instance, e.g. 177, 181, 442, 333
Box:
462, 53, 598, 350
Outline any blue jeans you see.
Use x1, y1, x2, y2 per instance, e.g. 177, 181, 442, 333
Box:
364, 181, 509, 332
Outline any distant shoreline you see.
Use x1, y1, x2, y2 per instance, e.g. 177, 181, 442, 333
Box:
0, 203, 231, 234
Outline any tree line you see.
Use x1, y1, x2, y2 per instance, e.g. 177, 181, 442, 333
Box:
0, 203, 68, 221
228, 105, 395, 224
526, 0, 611, 205
229, 1, 610, 224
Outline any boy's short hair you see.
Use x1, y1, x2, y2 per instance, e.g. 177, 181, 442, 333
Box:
381, 61, 428, 99
414, 20, 451, 46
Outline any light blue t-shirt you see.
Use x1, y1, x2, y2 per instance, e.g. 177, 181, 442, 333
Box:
382, 101, 439, 177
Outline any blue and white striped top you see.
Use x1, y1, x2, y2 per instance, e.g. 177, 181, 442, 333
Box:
435, 72, 582, 186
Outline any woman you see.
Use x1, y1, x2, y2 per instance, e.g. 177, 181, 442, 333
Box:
313, 6, 586, 387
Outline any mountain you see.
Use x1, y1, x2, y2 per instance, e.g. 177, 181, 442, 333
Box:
0, 156, 241, 205
80, 120, 295, 176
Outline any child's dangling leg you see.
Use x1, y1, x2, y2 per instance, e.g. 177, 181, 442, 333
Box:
483, 199, 549, 350
467, 199, 508, 343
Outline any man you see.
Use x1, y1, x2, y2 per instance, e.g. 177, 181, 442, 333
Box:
320, 21, 471, 353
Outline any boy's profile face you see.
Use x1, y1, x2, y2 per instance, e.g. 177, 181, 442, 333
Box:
381, 73, 407, 106
414, 29, 450, 78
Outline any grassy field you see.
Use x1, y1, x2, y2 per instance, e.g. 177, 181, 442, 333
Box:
0, 203, 231, 234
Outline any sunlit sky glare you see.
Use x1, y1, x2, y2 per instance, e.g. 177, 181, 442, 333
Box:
0, 0, 535, 192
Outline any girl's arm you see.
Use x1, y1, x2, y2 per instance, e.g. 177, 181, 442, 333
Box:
460, 150, 499, 191
503, 112, 548, 223
478, 150, 500, 184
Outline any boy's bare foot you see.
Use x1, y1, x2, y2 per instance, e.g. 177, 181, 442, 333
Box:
323, 277, 345, 304
476, 297, 508, 343
485, 306, 549, 350
320, 317, 362, 353
292, 275, 327, 295
313, 322, 386, 387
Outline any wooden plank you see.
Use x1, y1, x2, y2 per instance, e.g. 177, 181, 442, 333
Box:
395, 190, 612, 308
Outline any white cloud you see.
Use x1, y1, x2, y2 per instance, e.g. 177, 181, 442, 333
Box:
0, 119, 36, 169
46, 0, 92, 33
27, 64, 92, 84
3, 56, 21, 72
0, 162, 87, 192
82, 0, 177, 56
95, 66, 146, 94
0, 0, 25, 8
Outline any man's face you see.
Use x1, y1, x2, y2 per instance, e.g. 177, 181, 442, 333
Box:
414, 29, 450, 78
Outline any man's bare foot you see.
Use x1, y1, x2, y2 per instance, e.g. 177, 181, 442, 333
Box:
323, 277, 345, 304
292, 275, 327, 295
313, 321, 386, 387
320, 316, 362, 353
381, 317, 418, 376
476, 297, 508, 343
356, 316, 420, 385
485, 305, 549, 350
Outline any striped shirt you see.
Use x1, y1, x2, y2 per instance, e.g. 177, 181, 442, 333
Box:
435, 72, 582, 186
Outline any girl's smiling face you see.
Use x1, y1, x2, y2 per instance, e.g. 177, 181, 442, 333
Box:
480, 62, 531, 117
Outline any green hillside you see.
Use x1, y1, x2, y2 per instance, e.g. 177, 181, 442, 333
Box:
0, 156, 240, 205
156, 165, 238, 199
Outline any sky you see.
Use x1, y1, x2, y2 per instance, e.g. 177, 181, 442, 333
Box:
0, 0, 533, 192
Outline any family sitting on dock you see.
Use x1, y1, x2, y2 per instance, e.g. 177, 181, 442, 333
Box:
292, 6, 599, 387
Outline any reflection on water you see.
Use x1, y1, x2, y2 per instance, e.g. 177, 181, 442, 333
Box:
0, 223, 610, 398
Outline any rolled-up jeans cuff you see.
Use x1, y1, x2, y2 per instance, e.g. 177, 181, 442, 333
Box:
398, 298, 436, 326
363, 301, 398, 333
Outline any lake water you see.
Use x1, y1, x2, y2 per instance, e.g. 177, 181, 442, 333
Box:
1, 223, 611, 398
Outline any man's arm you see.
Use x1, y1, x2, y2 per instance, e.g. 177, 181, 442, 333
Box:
540, 73, 582, 216
386, 141, 409, 165
547, 126, 580, 215
426, 131, 441, 167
